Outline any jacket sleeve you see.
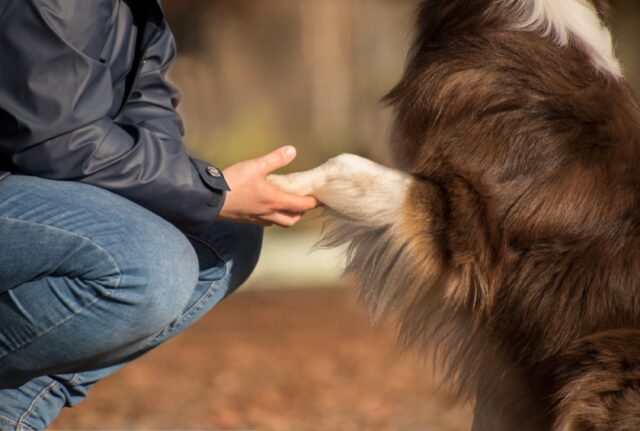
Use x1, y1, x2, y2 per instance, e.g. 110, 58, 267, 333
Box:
0, 0, 228, 236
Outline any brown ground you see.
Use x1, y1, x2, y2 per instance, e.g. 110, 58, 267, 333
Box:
51, 287, 472, 431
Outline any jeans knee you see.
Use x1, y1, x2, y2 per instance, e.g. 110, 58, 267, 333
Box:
115, 224, 199, 338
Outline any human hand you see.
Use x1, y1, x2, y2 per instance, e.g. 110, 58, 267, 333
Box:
218, 146, 319, 227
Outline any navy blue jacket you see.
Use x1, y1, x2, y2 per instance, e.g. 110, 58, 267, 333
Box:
0, 0, 229, 236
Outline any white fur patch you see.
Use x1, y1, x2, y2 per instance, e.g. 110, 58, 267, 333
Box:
267, 154, 412, 228
501, 0, 622, 76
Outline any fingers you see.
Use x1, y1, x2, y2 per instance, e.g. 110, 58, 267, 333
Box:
263, 211, 303, 228
270, 188, 319, 213
253, 146, 297, 175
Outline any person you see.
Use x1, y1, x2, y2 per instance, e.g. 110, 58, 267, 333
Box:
0, 0, 318, 428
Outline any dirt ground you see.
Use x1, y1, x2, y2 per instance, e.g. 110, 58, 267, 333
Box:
51, 287, 472, 431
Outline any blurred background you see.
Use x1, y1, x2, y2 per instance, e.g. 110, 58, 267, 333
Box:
53, 1, 640, 430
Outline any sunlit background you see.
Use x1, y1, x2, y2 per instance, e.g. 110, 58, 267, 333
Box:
53, 1, 640, 430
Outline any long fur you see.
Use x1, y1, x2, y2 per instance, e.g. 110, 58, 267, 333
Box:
270, 0, 640, 428
337, 0, 640, 428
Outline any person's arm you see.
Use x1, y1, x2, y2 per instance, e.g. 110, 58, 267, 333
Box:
0, 0, 317, 231
114, 13, 232, 212
0, 0, 225, 235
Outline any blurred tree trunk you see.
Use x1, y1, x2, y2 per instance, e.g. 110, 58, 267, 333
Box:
300, 0, 354, 149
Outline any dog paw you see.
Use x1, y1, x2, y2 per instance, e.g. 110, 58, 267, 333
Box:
266, 173, 317, 196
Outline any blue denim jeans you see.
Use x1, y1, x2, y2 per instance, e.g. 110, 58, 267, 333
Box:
0, 175, 263, 430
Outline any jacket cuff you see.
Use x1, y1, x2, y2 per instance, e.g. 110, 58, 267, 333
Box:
189, 157, 229, 223
191, 157, 230, 192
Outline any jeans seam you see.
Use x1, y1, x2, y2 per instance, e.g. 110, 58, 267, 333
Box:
12, 375, 82, 428
0, 415, 19, 428
16, 380, 58, 430
0, 217, 123, 361
67, 373, 82, 385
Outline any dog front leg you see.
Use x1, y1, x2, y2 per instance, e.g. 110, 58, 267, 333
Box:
267, 154, 412, 228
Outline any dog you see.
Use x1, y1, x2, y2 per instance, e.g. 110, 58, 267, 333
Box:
269, 0, 640, 429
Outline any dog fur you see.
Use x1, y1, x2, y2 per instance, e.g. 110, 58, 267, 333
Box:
269, 0, 640, 429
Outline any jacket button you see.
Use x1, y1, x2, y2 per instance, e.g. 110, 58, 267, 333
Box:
206, 166, 221, 177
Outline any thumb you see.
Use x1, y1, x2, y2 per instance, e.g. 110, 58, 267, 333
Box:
254, 146, 297, 174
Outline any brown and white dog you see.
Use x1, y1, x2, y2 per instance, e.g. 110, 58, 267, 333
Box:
269, 0, 640, 429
